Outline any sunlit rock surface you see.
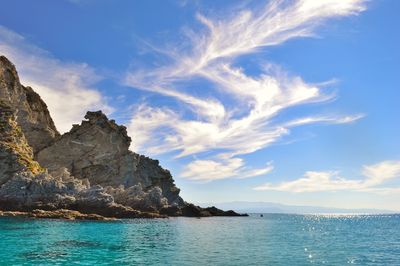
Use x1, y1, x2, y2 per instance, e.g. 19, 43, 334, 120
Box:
0, 56, 59, 153
36, 110, 184, 208
0, 55, 245, 218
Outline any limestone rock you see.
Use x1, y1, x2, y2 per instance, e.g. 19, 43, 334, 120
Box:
0, 55, 246, 218
105, 184, 169, 212
0, 209, 116, 220
0, 104, 74, 210
0, 101, 44, 186
37, 110, 184, 207
0, 56, 59, 153
0, 100, 142, 218
29, 209, 114, 220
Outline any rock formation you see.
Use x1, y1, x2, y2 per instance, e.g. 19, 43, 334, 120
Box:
0, 56, 59, 153
0, 100, 163, 219
0, 55, 246, 219
36, 110, 184, 210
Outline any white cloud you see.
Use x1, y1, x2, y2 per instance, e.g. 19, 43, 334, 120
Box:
254, 160, 400, 194
284, 114, 365, 127
125, 0, 366, 181
0, 25, 113, 133
181, 159, 273, 182
362, 160, 400, 187
127, 104, 179, 152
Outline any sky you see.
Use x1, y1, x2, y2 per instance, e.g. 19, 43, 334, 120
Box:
0, 0, 399, 211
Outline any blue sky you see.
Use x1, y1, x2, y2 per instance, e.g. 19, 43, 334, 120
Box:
1, 0, 399, 210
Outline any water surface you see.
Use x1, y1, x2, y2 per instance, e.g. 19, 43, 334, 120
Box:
0, 214, 399, 265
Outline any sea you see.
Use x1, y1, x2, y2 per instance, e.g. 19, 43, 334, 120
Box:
0, 213, 399, 265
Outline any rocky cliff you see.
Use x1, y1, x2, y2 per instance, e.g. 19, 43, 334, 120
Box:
0, 56, 59, 154
36, 110, 184, 210
0, 99, 162, 219
0, 55, 246, 219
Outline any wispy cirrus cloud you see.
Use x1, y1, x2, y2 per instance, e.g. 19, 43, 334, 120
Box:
254, 160, 400, 194
181, 159, 274, 182
0, 25, 112, 133
125, 0, 366, 181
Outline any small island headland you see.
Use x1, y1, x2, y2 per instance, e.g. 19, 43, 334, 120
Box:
0, 55, 247, 220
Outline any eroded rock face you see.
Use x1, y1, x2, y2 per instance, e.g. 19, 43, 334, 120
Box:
37, 111, 184, 207
105, 184, 169, 212
0, 103, 75, 210
0, 101, 145, 218
0, 101, 44, 186
0, 56, 59, 153
0, 55, 246, 218
0, 56, 179, 216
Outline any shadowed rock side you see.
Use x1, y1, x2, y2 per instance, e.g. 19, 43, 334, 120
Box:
0, 55, 246, 219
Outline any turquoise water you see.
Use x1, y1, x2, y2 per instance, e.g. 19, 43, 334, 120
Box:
0, 214, 399, 265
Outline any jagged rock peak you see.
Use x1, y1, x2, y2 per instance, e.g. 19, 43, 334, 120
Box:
79, 110, 132, 145
0, 55, 59, 153
0, 56, 19, 83
36, 108, 185, 207
0, 55, 246, 218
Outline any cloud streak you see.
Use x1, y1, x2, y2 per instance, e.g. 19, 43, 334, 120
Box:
254, 160, 400, 194
125, 0, 366, 181
0, 25, 112, 133
181, 158, 274, 182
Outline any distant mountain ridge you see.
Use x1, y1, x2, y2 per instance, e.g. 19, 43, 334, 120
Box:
199, 201, 397, 214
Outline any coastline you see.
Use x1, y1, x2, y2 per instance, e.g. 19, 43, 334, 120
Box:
0, 56, 246, 219
0, 209, 162, 221
0, 208, 248, 221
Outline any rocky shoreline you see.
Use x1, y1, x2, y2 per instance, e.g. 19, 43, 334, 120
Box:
0, 55, 247, 219
0, 209, 118, 221
0, 204, 248, 221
